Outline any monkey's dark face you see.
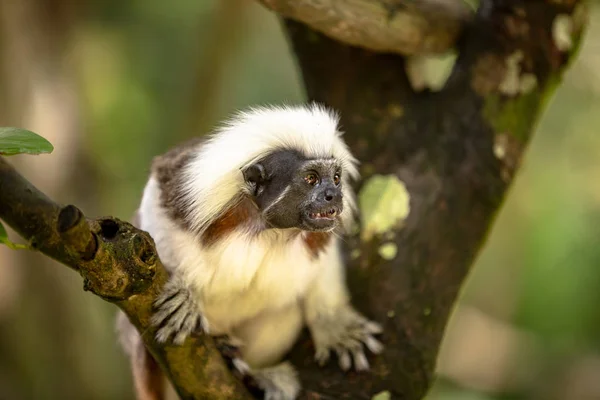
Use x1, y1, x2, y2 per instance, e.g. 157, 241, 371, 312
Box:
242, 150, 344, 232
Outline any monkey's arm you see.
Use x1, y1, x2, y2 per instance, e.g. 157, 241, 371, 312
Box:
303, 241, 383, 371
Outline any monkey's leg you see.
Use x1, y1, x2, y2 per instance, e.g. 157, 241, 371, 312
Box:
229, 305, 304, 400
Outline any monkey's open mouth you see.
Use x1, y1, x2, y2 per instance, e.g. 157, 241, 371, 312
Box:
308, 208, 338, 220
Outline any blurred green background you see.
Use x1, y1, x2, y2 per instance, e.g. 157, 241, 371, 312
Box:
1, 1, 599, 399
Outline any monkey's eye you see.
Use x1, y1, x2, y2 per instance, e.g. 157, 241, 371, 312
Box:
304, 173, 319, 186
333, 173, 341, 186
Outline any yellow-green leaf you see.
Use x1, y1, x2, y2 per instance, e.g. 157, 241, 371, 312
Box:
0, 127, 54, 156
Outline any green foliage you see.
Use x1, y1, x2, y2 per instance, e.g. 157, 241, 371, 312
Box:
0, 127, 54, 156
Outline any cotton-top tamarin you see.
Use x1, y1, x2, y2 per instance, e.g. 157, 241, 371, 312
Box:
116, 104, 383, 400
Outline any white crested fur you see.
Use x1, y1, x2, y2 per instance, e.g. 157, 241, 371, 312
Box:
178, 103, 360, 235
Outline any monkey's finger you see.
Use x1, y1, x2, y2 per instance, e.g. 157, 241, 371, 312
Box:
173, 313, 197, 345
341, 339, 369, 371
363, 335, 384, 354
152, 288, 179, 309
151, 294, 188, 325
153, 289, 188, 311
153, 279, 188, 307
364, 321, 383, 334
149, 309, 170, 328
314, 346, 330, 366
155, 308, 191, 344
351, 348, 370, 371
335, 346, 352, 371
150, 303, 180, 328
155, 325, 174, 343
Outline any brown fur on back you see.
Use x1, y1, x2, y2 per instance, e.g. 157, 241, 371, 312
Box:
152, 137, 206, 232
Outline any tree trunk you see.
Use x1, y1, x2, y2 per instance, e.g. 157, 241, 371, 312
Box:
279, 1, 587, 398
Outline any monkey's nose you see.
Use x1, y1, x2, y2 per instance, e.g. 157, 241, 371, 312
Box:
324, 188, 335, 202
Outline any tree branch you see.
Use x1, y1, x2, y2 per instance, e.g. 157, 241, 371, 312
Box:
279, 0, 587, 399
0, 156, 251, 400
255, 0, 474, 55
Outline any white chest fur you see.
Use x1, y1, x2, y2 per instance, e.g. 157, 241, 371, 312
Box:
199, 230, 320, 333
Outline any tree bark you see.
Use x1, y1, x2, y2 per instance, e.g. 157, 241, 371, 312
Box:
0, 0, 588, 399
256, 0, 473, 55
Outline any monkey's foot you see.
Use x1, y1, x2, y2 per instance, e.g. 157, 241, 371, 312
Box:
150, 276, 209, 344
309, 306, 383, 371
233, 359, 300, 400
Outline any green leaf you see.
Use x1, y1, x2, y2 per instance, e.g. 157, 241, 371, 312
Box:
0, 221, 29, 250
0, 127, 54, 156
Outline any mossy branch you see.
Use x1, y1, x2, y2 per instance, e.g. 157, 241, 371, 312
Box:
0, 156, 251, 400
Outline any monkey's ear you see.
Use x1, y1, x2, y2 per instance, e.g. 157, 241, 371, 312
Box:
243, 163, 266, 195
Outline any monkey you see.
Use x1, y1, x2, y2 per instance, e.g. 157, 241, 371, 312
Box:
116, 104, 384, 400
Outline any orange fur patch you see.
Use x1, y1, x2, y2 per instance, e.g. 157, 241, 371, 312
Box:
201, 198, 261, 246
303, 232, 332, 258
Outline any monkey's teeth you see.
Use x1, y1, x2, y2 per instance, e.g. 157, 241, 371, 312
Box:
310, 210, 337, 220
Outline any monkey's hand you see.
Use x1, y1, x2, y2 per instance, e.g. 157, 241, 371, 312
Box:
150, 275, 209, 345
309, 305, 383, 372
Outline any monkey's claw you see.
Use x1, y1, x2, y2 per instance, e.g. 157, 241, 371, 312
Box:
151, 276, 208, 345
310, 306, 383, 372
